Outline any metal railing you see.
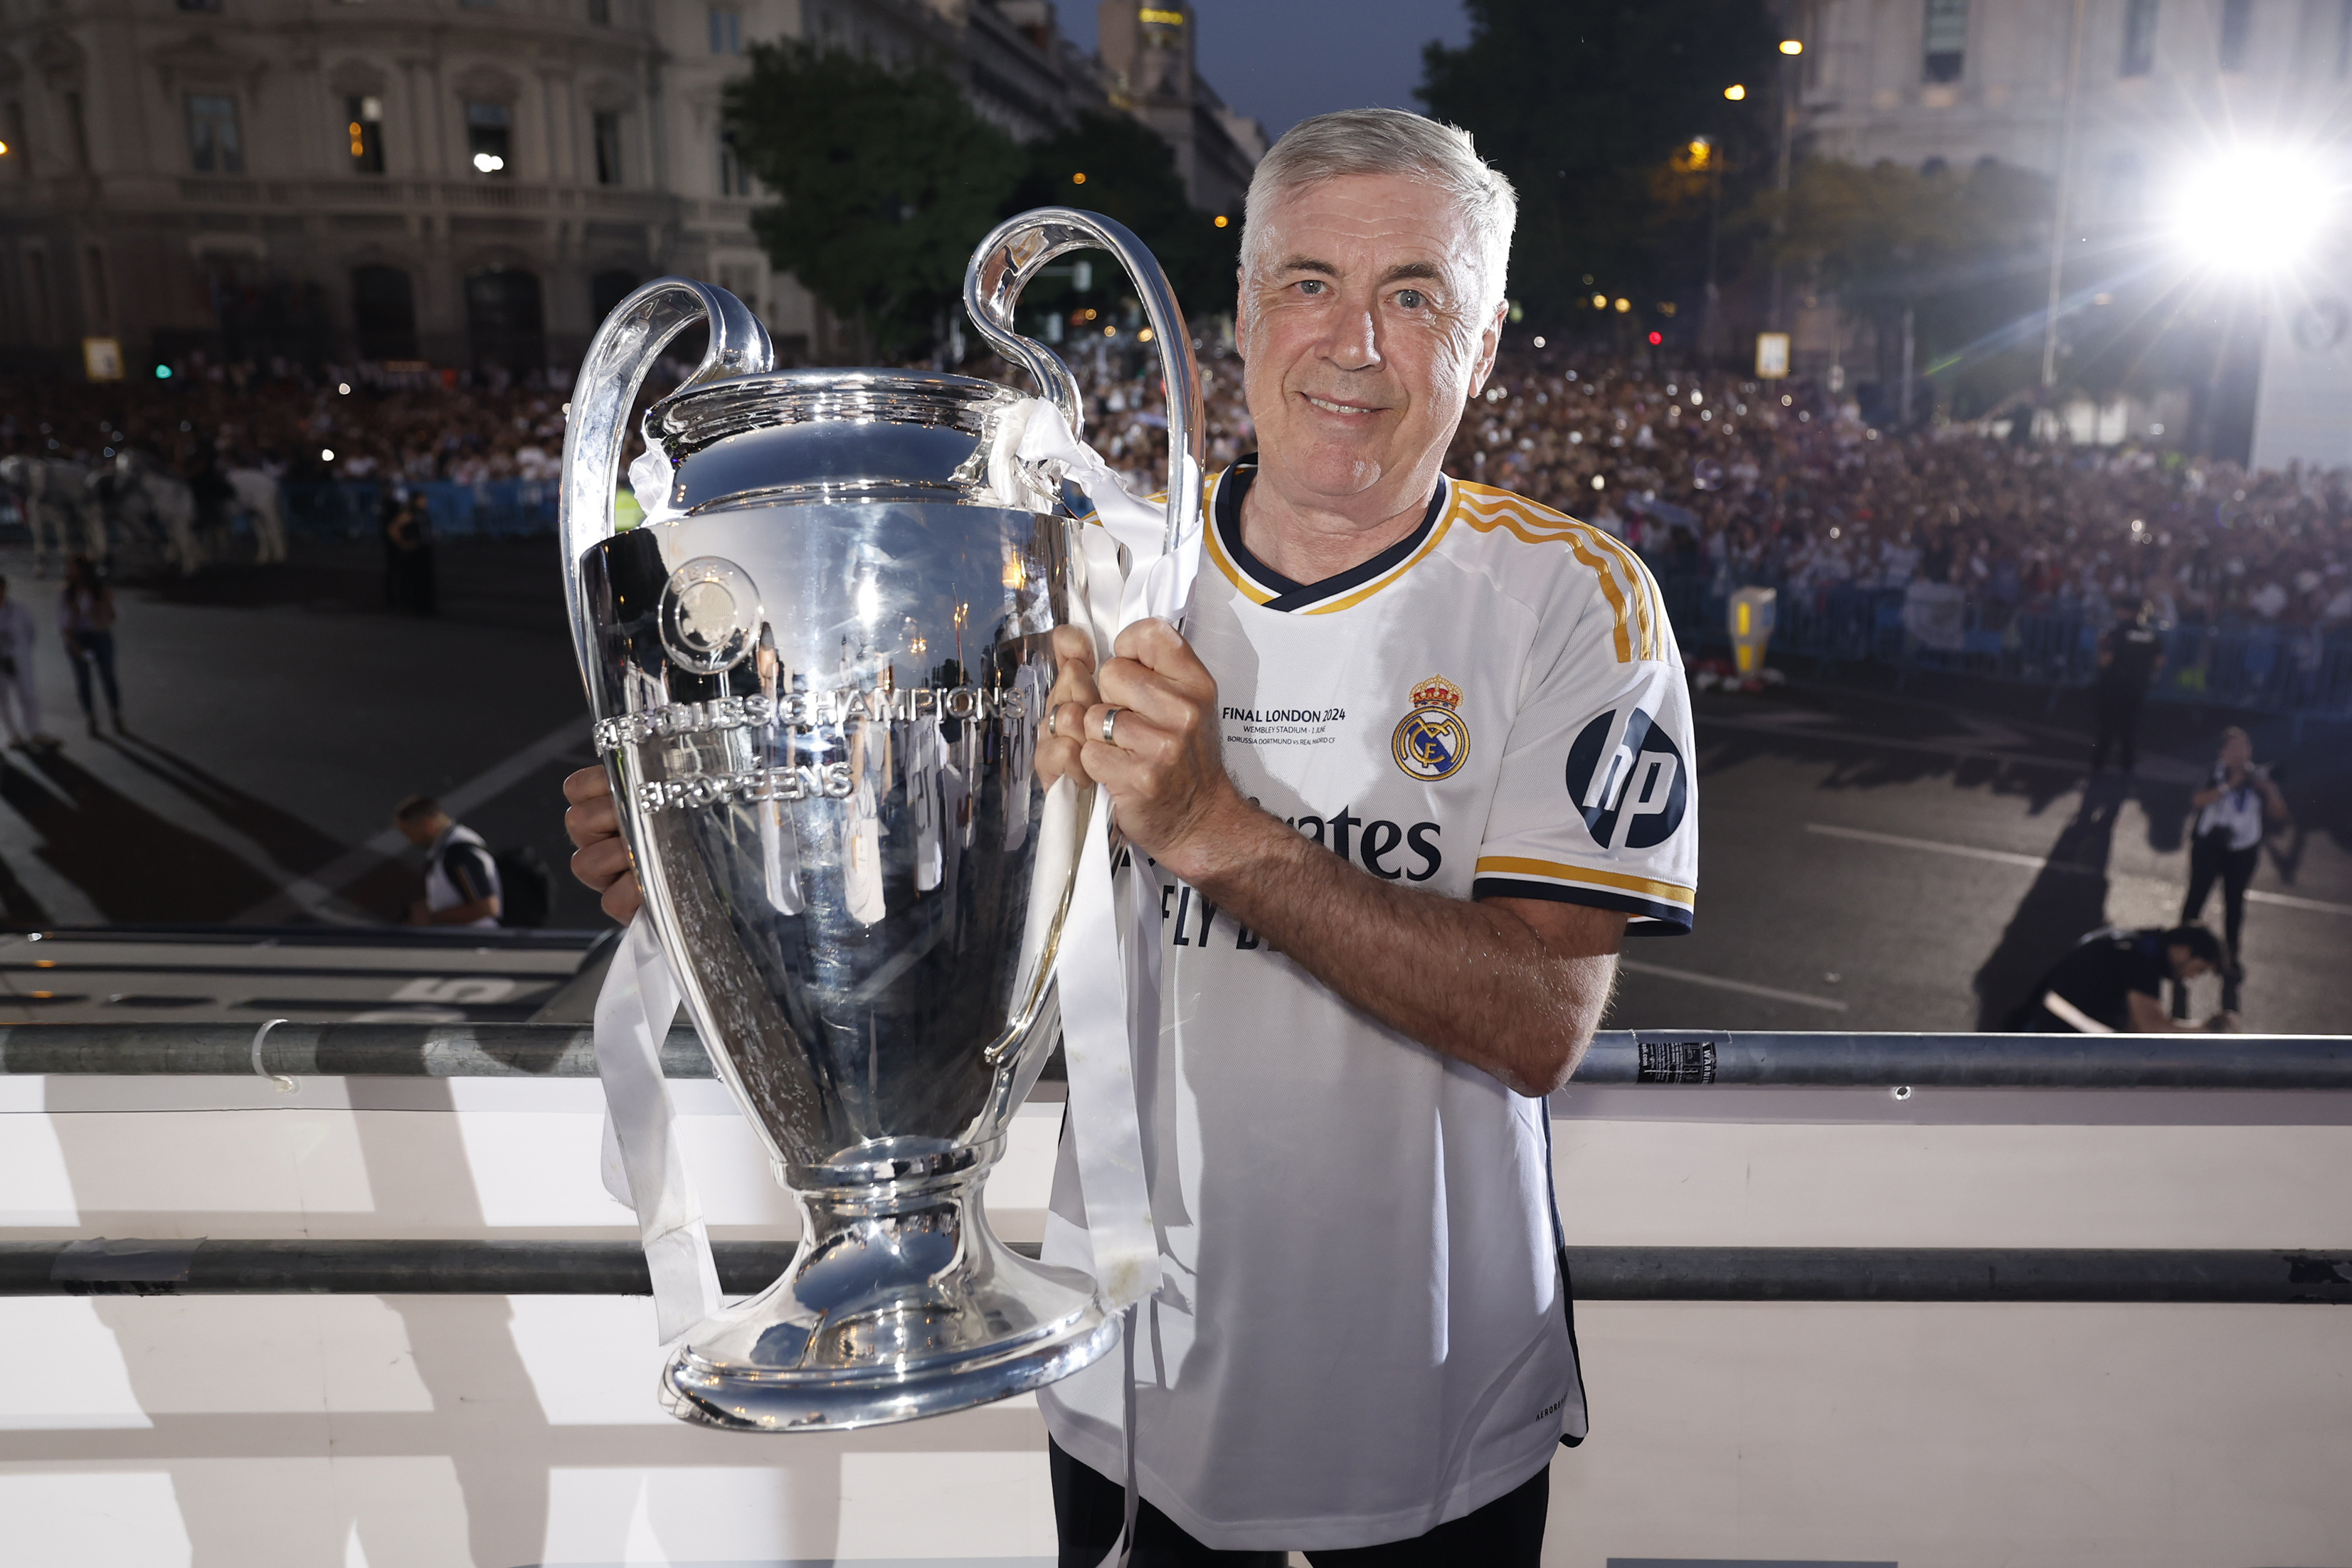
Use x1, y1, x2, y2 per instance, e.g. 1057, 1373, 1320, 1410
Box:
2, 1023, 2343, 1304
3, 1239, 2343, 1303
0, 1023, 2344, 1089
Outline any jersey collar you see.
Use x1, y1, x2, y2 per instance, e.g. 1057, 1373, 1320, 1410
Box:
1205, 457, 1453, 614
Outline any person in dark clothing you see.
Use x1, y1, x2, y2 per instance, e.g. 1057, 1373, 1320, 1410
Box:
2091, 601, 2164, 773
384, 495, 438, 615
2013, 924, 2232, 1033
2177, 726, 2290, 1015
58, 555, 122, 736
188, 451, 235, 557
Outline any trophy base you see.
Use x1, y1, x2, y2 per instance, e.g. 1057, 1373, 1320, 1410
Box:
657, 1140, 1115, 1431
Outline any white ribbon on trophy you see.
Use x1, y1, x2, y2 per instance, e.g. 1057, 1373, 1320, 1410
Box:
593, 913, 723, 1345
590, 401, 1197, 1350
1001, 397, 1203, 1316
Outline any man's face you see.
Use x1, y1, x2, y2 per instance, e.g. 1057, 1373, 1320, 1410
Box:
2220, 730, 2252, 768
2166, 945, 2213, 982
396, 814, 442, 848
1236, 174, 1501, 509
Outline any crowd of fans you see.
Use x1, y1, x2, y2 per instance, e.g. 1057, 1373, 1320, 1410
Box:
1077, 352, 2352, 641
0, 357, 573, 487
4, 348, 2350, 645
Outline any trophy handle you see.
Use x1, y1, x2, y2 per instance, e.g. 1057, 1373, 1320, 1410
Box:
963, 208, 1207, 553
558, 277, 774, 684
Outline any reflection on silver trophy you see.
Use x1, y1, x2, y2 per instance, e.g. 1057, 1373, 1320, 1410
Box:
557, 210, 1199, 1429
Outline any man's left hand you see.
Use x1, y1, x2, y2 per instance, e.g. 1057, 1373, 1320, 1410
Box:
1049, 618, 1244, 881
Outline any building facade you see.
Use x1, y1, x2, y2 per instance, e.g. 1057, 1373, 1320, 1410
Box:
1787, 0, 2352, 460
0, 0, 1220, 378
1798, 0, 2352, 211
1094, 0, 1263, 218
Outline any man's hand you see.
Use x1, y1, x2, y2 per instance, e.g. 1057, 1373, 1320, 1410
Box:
563, 766, 642, 923
1045, 618, 1249, 882
1033, 623, 1101, 790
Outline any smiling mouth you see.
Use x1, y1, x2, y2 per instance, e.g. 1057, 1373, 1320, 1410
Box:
1303, 393, 1383, 416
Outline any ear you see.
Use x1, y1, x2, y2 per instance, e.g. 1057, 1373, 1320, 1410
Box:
1466, 300, 1506, 399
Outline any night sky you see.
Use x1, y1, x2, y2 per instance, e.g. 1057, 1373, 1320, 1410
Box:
1055, 1, 1473, 142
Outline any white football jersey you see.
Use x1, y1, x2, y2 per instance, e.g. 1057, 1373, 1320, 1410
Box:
1039, 463, 1697, 1551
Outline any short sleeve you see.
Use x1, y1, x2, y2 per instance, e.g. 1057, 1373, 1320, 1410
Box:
446, 844, 500, 905
1471, 590, 1697, 933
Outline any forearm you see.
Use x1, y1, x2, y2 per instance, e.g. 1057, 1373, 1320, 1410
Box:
1172, 803, 1615, 1096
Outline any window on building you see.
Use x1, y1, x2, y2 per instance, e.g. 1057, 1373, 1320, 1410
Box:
346, 95, 384, 174
2219, 0, 2253, 69
593, 110, 624, 186
65, 91, 91, 172
466, 100, 512, 175
718, 132, 750, 195
2121, 0, 2158, 76
709, 7, 743, 53
352, 266, 418, 360
1922, 0, 1969, 83
84, 245, 111, 324
186, 93, 243, 174
591, 269, 640, 321
587, 0, 611, 22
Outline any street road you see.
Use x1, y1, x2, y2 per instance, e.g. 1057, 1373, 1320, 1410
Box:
0, 539, 2341, 1035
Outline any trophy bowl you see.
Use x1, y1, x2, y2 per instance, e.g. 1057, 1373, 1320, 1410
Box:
557, 211, 1201, 1430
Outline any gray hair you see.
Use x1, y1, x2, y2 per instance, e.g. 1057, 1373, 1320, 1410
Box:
1241, 108, 1518, 315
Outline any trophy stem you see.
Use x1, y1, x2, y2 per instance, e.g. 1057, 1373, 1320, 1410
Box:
659, 1137, 1113, 1431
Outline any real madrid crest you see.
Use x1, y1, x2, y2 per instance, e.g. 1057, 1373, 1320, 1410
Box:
1392, 674, 1471, 781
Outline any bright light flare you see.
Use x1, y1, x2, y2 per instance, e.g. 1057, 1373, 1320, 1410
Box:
2167, 148, 2336, 273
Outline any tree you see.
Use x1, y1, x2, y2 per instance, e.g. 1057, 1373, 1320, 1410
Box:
1005, 110, 1241, 322
724, 43, 1023, 359
1765, 157, 2051, 415
1419, 0, 1777, 334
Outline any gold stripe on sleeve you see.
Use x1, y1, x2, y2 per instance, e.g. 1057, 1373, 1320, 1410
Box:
1475, 855, 1696, 906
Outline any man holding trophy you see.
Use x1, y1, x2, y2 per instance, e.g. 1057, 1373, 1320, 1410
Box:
565, 109, 1695, 1565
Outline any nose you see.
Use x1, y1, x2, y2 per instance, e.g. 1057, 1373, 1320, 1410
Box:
1323, 300, 1382, 374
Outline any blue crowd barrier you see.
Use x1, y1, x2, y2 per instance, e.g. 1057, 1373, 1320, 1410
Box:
1658, 566, 2352, 722
281, 480, 560, 541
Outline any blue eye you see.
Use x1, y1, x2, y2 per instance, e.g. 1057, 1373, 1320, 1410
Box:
1397, 290, 1425, 309
1298, 279, 1327, 295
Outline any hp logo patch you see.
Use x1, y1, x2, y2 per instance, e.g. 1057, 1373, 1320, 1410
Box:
1563, 707, 1686, 849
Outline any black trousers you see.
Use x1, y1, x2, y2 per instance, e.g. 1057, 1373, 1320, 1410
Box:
2183, 832, 2257, 1012
1049, 1440, 1550, 1568
2090, 683, 2144, 772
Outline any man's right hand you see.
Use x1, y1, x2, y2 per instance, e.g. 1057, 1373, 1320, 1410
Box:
562, 766, 642, 923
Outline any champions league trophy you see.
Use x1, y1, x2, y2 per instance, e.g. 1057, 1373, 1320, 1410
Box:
558, 211, 1199, 1430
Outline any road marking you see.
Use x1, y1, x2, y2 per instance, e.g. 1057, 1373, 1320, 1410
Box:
1805, 822, 2352, 916
1616, 958, 1849, 1012
1807, 822, 2058, 872
235, 721, 588, 923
